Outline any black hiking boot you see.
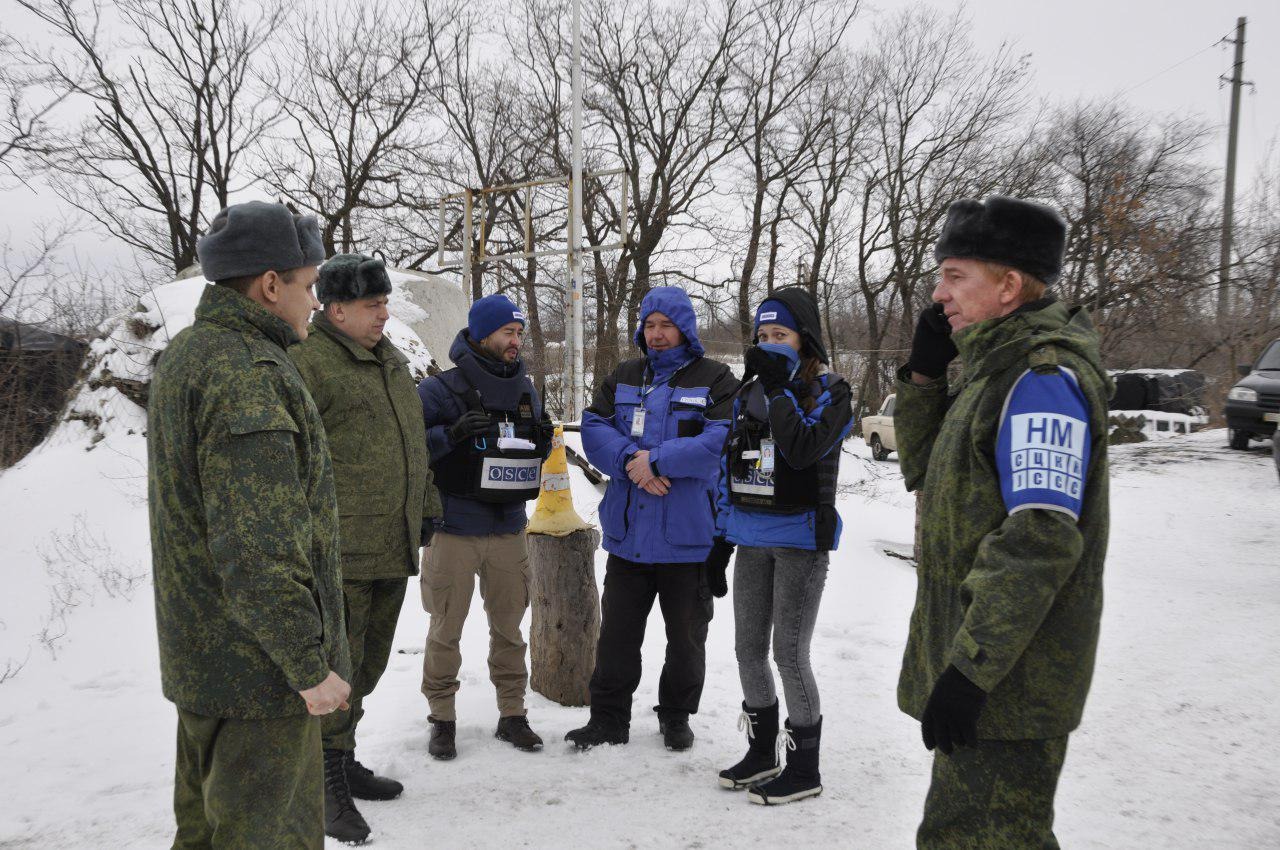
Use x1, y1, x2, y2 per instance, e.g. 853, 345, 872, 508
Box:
496, 714, 544, 751
718, 700, 782, 789
323, 748, 371, 845
657, 711, 695, 751
748, 716, 823, 805
564, 718, 629, 750
428, 716, 456, 761
345, 752, 404, 801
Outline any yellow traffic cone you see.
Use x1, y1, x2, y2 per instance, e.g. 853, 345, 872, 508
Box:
527, 424, 593, 537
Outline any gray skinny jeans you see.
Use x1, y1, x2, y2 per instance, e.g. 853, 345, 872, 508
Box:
733, 545, 829, 727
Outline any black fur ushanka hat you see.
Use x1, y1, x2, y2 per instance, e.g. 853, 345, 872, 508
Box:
934, 195, 1067, 285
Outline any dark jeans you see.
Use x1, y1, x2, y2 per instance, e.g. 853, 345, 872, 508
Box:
588, 554, 713, 728
733, 545, 828, 726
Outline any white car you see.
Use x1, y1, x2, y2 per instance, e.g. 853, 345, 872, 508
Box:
862, 394, 897, 461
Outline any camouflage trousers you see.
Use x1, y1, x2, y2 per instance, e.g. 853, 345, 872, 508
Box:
322, 577, 408, 751
918, 736, 1069, 850
172, 708, 322, 850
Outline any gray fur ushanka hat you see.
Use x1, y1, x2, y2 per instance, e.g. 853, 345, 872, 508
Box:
197, 200, 325, 281
934, 195, 1067, 285
317, 253, 393, 304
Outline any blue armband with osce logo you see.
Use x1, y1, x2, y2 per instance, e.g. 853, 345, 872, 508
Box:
996, 367, 1092, 520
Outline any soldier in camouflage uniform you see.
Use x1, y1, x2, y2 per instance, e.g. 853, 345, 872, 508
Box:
148, 200, 351, 849
894, 196, 1111, 849
291, 254, 443, 844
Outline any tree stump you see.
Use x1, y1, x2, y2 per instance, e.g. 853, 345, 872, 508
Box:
528, 527, 601, 706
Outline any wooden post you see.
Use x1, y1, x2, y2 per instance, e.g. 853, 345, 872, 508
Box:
528, 528, 600, 706
526, 424, 600, 705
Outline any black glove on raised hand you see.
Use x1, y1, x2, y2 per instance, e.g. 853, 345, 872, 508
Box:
420, 518, 436, 548
908, 303, 959, 380
534, 417, 556, 449
745, 346, 791, 394
447, 410, 490, 444
703, 537, 734, 598
921, 665, 987, 754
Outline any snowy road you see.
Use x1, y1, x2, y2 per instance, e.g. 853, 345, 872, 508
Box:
0, 429, 1277, 848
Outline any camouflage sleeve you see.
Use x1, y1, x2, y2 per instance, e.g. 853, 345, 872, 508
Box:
893, 366, 950, 492
948, 368, 1092, 691
198, 394, 329, 693
947, 508, 1084, 692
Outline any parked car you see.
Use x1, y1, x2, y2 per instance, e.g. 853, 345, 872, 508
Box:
862, 394, 897, 461
1225, 338, 1280, 450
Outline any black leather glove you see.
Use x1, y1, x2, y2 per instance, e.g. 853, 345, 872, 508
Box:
704, 538, 734, 598
535, 416, 556, 449
420, 518, 436, 548
921, 665, 987, 754
908, 303, 959, 380
447, 410, 490, 444
745, 346, 791, 394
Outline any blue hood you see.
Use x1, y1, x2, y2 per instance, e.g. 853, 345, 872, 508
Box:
633, 286, 704, 358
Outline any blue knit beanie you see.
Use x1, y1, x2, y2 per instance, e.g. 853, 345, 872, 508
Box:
468, 294, 526, 342
754, 299, 798, 334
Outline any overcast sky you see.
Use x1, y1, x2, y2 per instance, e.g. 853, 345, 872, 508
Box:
876, 0, 1280, 181
3, 0, 1278, 276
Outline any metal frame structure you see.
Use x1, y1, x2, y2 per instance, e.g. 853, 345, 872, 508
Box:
434, 167, 629, 421
434, 168, 629, 275
434, 0, 615, 421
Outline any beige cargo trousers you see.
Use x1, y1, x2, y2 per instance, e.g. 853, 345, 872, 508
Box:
419, 530, 531, 720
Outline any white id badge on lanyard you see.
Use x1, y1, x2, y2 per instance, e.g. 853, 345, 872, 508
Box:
759, 439, 776, 473
499, 420, 515, 440
631, 407, 647, 438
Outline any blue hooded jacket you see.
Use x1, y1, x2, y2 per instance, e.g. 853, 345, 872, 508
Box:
418, 329, 546, 536
582, 287, 739, 564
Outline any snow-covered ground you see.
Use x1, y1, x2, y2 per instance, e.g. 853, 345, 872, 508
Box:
2, 412, 1277, 847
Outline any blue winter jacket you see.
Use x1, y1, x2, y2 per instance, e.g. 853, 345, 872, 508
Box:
418, 330, 546, 537
715, 372, 854, 551
582, 287, 739, 564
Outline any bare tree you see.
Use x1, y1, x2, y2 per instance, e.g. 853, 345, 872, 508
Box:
0, 32, 76, 176
844, 5, 1037, 411
258, 0, 456, 258
17, 0, 283, 273
576, 0, 750, 377
726, 0, 857, 344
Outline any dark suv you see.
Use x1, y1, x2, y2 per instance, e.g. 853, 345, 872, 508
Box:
1225, 338, 1280, 450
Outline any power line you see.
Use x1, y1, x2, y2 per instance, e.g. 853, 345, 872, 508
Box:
1114, 33, 1231, 101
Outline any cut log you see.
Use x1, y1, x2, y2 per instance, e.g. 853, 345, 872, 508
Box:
528, 527, 601, 706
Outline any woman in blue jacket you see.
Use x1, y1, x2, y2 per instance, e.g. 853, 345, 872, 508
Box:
566, 286, 738, 752
707, 286, 853, 804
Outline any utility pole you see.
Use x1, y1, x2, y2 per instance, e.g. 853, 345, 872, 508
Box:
1218, 16, 1247, 321
567, 0, 586, 421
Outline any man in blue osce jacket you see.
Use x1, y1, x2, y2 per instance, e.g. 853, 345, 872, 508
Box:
566, 286, 739, 752
416, 294, 554, 761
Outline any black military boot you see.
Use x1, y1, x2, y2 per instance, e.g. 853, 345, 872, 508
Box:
428, 716, 456, 761
496, 714, 544, 751
718, 700, 782, 789
344, 752, 404, 801
564, 718, 629, 750
323, 748, 371, 845
748, 717, 823, 805
656, 710, 695, 751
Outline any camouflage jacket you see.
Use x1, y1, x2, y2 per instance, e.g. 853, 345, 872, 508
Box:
290, 311, 442, 580
147, 284, 350, 719
894, 300, 1112, 739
